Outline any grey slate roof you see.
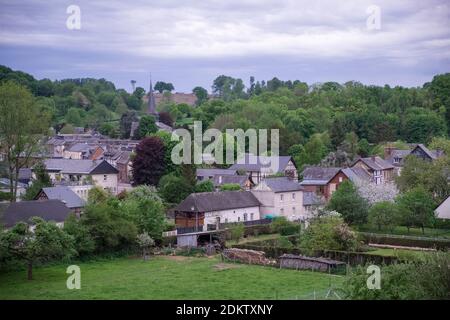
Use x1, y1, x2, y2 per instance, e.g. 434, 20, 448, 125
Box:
42, 159, 118, 175
39, 186, 85, 208
229, 154, 294, 173
261, 177, 303, 193
175, 191, 261, 212
300, 167, 341, 185
341, 167, 371, 184
1, 200, 71, 228
354, 156, 394, 170
197, 168, 237, 178
67, 142, 93, 153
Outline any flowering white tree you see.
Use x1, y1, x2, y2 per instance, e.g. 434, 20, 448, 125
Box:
355, 181, 398, 205
136, 232, 155, 261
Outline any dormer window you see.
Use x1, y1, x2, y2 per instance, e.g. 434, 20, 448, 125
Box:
394, 157, 400, 164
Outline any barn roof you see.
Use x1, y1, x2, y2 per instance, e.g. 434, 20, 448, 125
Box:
175, 191, 260, 212
1, 200, 71, 228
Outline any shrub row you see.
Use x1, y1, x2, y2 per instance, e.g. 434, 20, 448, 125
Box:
359, 232, 450, 250
232, 243, 398, 266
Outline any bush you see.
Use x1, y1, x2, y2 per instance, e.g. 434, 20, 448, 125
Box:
327, 180, 369, 225
230, 223, 245, 243
0, 192, 11, 201
299, 215, 360, 253
271, 217, 292, 233
279, 224, 300, 236
341, 252, 450, 299
359, 232, 450, 250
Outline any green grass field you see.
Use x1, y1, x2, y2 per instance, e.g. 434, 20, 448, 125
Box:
0, 255, 342, 300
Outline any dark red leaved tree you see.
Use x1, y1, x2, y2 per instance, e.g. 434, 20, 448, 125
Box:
159, 112, 174, 127
132, 136, 166, 186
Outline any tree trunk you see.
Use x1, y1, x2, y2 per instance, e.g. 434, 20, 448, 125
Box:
27, 262, 33, 280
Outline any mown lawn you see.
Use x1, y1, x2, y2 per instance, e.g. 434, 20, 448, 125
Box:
0, 255, 342, 300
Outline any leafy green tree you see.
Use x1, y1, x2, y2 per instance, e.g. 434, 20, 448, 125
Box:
195, 180, 214, 193
122, 185, 166, 241
357, 138, 371, 157
0, 82, 50, 200
22, 161, 52, 200
0, 218, 75, 280
133, 87, 146, 100
134, 115, 157, 139
158, 174, 193, 205
327, 181, 369, 225
60, 123, 75, 134
193, 86, 208, 106
396, 155, 450, 204
396, 186, 436, 233
87, 186, 109, 204
154, 81, 174, 93
368, 201, 400, 231
81, 202, 138, 252
403, 108, 447, 143
299, 215, 359, 253
230, 223, 245, 243
65, 107, 84, 126
63, 214, 95, 256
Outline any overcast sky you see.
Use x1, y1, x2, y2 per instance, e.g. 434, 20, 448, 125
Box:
0, 0, 449, 92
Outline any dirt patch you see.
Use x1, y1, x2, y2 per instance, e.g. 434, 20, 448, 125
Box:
213, 263, 243, 271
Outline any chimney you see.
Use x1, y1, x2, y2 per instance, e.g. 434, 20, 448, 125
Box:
384, 145, 395, 159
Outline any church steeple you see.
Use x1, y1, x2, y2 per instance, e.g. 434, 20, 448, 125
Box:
147, 74, 158, 120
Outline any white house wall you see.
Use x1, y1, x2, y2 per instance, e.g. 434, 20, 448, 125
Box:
203, 206, 261, 229
251, 190, 305, 221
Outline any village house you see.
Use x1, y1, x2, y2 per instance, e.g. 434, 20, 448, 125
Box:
173, 191, 261, 232
34, 186, 86, 214
436, 196, 450, 220
300, 167, 348, 201
384, 144, 445, 175
302, 192, 325, 215
63, 142, 104, 160
251, 177, 305, 221
104, 149, 133, 183
41, 159, 119, 194
229, 154, 298, 184
1, 199, 72, 229
351, 156, 394, 185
